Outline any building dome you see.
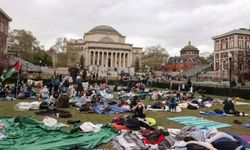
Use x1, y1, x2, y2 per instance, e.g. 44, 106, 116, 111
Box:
180, 41, 199, 57
87, 25, 123, 36
181, 41, 199, 51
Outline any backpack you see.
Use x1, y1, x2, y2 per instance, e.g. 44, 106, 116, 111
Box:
39, 101, 49, 109
214, 109, 224, 114
151, 102, 162, 109
80, 105, 89, 111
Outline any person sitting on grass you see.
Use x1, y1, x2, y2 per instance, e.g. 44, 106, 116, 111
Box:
51, 92, 60, 107
56, 91, 70, 108
132, 98, 147, 118
223, 98, 245, 116
169, 97, 178, 112
40, 85, 49, 100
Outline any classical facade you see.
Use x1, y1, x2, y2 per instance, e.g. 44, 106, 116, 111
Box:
0, 8, 11, 54
65, 25, 143, 77
212, 27, 250, 80
166, 41, 202, 72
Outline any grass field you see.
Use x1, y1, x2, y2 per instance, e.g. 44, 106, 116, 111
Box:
0, 90, 250, 149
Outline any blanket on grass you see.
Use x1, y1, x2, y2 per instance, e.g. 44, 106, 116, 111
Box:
92, 104, 130, 114
200, 111, 227, 117
0, 116, 117, 150
200, 111, 249, 117
167, 116, 231, 129
147, 105, 182, 112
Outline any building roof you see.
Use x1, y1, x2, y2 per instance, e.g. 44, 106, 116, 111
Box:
212, 28, 250, 39
168, 56, 201, 64
86, 25, 124, 37
0, 8, 12, 21
180, 41, 199, 52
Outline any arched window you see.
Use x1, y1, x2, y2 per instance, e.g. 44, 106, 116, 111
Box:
99, 36, 114, 43
222, 60, 228, 70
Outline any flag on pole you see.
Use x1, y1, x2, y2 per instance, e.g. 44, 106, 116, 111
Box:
0, 60, 21, 82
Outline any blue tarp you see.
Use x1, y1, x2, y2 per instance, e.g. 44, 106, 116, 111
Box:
200, 111, 227, 117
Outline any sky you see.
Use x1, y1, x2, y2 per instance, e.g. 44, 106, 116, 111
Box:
1, 0, 250, 56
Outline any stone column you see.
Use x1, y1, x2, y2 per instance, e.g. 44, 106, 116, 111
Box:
90, 51, 93, 65
103, 52, 106, 67
88, 51, 90, 65
129, 52, 133, 67
118, 52, 121, 67
93, 51, 96, 65
123, 53, 126, 68
115, 52, 117, 67
106, 51, 109, 67
110, 52, 113, 67
120, 52, 122, 68
124, 53, 127, 67
126, 53, 128, 67
97, 51, 100, 66
101, 52, 103, 67
99, 52, 102, 67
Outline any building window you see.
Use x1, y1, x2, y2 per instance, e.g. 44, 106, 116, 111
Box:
215, 42, 220, 50
0, 23, 4, 32
71, 58, 75, 63
246, 41, 250, 49
239, 51, 243, 57
222, 60, 228, 70
99, 36, 114, 43
229, 41, 234, 48
239, 40, 244, 48
215, 53, 219, 58
222, 42, 227, 49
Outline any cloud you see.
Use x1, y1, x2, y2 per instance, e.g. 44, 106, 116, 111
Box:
1, 0, 250, 56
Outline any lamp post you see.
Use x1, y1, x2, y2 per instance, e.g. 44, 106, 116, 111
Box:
162, 63, 165, 75
228, 53, 233, 88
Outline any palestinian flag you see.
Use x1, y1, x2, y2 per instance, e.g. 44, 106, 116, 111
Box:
0, 60, 21, 82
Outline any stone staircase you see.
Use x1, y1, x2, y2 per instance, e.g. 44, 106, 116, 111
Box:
176, 63, 212, 77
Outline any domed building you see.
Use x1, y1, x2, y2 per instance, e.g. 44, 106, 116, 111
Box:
166, 41, 202, 72
64, 25, 143, 78
180, 41, 199, 57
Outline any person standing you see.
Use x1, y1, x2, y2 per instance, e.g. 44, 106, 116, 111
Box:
76, 76, 83, 97
187, 78, 192, 92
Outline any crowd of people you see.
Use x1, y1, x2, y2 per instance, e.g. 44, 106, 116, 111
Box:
0, 73, 245, 119
0, 73, 249, 149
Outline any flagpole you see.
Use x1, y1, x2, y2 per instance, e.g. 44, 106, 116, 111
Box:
16, 59, 20, 99
16, 69, 19, 99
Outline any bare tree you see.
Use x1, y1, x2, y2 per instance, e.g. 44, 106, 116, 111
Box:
142, 45, 169, 71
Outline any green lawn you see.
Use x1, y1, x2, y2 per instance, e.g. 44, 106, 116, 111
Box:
0, 93, 250, 149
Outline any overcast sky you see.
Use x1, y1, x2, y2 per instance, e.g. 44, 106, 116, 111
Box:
1, 0, 250, 56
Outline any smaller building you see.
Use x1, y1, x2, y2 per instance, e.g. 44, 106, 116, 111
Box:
166, 41, 202, 72
0, 8, 12, 54
212, 27, 250, 80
